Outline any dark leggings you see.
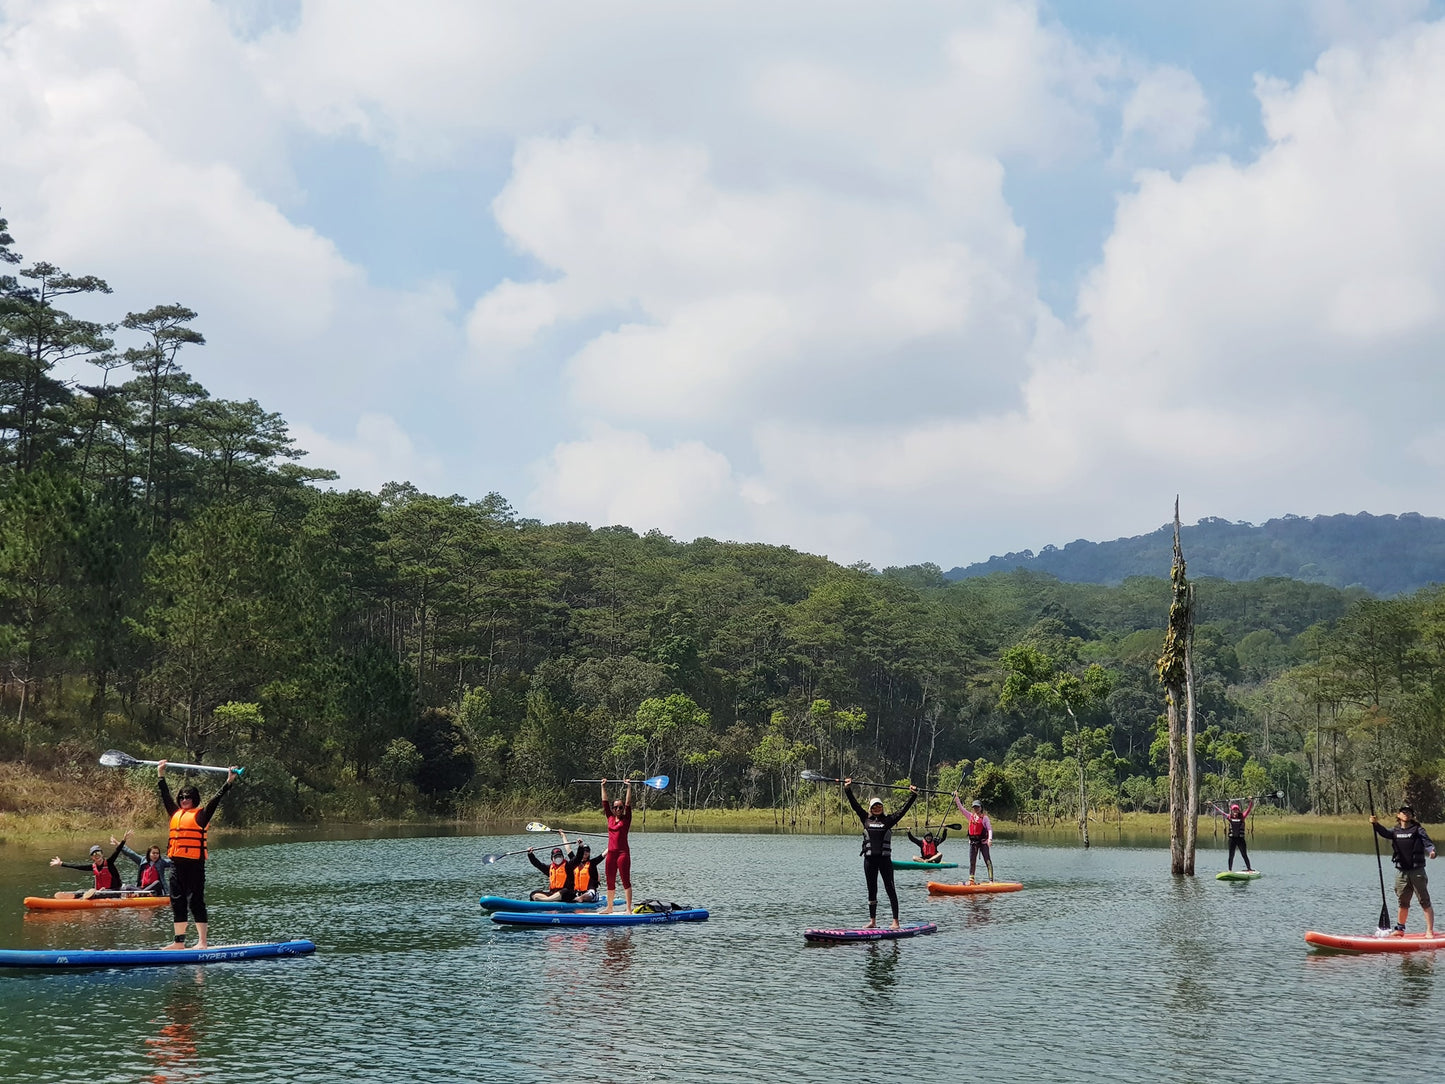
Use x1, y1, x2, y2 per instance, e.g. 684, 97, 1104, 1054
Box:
863, 856, 899, 921
970, 839, 993, 876
169, 857, 207, 923
1228, 836, 1251, 871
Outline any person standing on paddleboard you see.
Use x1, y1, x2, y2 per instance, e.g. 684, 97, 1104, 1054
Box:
1210, 799, 1255, 872
956, 796, 994, 884
844, 779, 918, 930
1371, 804, 1438, 936
49, 839, 126, 899
600, 779, 634, 914
158, 760, 238, 950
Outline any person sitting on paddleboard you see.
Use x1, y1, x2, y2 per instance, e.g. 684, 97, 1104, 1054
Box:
1371, 804, 1438, 936
844, 778, 918, 930
906, 827, 948, 862
159, 760, 238, 950
112, 831, 174, 895
571, 841, 605, 902
49, 839, 126, 899
600, 779, 634, 914
1209, 799, 1255, 872
528, 835, 576, 902
955, 795, 994, 884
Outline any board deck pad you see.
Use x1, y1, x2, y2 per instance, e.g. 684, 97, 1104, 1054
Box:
803, 923, 938, 942
1305, 930, 1445, 953
0, 940, 316, 969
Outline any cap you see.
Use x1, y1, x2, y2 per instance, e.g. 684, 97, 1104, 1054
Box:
1400, 804, 1415, 814
1230, 803, 1241, 811
972, 800, 982, 808
89, 845, 103, 854
551, 848, 564, 858
868, 797, 884, 809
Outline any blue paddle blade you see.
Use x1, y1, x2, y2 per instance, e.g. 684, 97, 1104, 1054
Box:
645, 775, 670, 790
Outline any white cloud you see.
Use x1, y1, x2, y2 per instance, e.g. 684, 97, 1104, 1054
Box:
1119, 66, 1209, 157
291, 413, 443, 493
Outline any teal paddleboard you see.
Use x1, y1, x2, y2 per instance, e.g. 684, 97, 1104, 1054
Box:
1216, 870, 1262, 881
891, 859, 958, 870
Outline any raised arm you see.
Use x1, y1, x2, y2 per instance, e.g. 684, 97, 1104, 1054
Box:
884, 787, 919, 827
906, 830, 922, 847
844, 780, 866, 821
1242, 799, 1255, 818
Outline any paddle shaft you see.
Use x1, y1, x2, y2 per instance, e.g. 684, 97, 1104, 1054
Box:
1367, 779, 1391, 930
803, 772, 949, 795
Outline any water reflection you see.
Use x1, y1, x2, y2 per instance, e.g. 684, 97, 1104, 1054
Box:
863, 942, 900, 994
144, 969, 206, 1083
1398, 953, 1436, 1006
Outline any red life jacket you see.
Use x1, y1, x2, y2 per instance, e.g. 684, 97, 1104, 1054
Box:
967, 811, 988, 839
919, 838, 939, 858
139, 862, 161, 889
548, 862, 568, 890
92, 860, 117, 891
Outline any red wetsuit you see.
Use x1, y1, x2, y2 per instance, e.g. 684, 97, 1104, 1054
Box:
604, 802, 633, 891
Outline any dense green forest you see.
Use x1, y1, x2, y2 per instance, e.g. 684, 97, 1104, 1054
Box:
4, 208, 1445, 824
950, 512, 1445, 597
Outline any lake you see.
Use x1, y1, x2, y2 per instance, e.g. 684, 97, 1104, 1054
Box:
2, 827, 1443, 1083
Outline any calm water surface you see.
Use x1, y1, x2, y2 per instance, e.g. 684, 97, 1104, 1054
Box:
2, 828, 1443, 1083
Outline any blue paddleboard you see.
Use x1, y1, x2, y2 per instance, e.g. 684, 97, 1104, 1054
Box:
0, 940, 316, 970
804, 923, 937, 942
479, 895, 604, 913
490, 908, 708, 927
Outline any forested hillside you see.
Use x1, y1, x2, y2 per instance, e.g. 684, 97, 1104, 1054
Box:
948, 513, 1445, 597
4, 208, 1445, 824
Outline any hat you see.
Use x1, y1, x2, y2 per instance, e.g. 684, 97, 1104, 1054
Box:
1230, 803, 1241, 811
868, 797, 884, 809
551, 847, 564, 858
972, 799, 982, 808
89, 845, 103, 854
1400, 804, 1415, 815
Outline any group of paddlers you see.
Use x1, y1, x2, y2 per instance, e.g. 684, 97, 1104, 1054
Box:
526, 780, 637, 913
843, 779, 997, 930
48, 760, 238, 949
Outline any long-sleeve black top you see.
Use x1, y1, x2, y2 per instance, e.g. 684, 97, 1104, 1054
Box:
846, 786, 917, 858
159, 777, 231, 827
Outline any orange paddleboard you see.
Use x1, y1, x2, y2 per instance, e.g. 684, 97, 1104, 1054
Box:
927, 881, 1023, 895
24, 895, 170, 911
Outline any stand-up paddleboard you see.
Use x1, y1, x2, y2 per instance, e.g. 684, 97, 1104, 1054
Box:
24, 895, 170, 911
1216, 870, 1262, 881
926, 881, 1023, 895
478, 895, 604, 913
0, 940, 316, 970
804, 923, 937, 942
890, 860, 958, 870
491, 908, 708, 928
1305, 930, 1445, 954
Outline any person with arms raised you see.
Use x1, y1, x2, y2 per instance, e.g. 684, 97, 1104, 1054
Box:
600, 779, 634, 914
159, 759, 238, 949
844, 778, 917, 930
49, 839, 125, 899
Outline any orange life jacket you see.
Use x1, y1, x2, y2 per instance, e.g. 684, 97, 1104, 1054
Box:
168, 808, 207, 860
549, 862, 568, 890
574, 862, 593, 893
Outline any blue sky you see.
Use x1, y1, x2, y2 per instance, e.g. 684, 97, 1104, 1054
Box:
4, 0, 1445, 568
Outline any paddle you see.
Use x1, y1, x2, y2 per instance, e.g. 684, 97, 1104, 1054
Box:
480, 847, 539, 866
1366, 778, 1391, 932
526, 822, 603, 838
99, 750, 244, 777
571, 775, 670, 791
799, 770, 950, 795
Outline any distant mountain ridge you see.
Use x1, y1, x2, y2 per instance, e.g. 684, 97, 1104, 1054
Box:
945, 512, 1445, 597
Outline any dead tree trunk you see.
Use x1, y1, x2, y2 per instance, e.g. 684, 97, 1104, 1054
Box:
1158, 499, 1198, 876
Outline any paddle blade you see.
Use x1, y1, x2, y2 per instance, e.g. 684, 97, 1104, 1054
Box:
482, 853, 506, 865
99, 750, 138, 769
1379, 904, 1392, 931
799, 770, 832, 783
525, 822, 552, 833
644, 775, 670, 791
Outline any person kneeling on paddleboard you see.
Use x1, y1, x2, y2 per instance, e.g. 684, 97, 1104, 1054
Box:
49, 839, 126, 899
844, 778, 917, 930
1371, 804, 1438, 936
159, 760, 238, 950
956, 796, 994, 884
571, 841, 604, 902
906, 828, 948, 862
529, 837, 576, 902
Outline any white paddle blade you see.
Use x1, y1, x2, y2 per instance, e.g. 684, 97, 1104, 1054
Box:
99, 750, 139, 769
799, 769, 829, 783
525, 822, 552, 833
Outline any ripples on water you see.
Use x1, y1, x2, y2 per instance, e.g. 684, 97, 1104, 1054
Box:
3, 831, 1445, 1083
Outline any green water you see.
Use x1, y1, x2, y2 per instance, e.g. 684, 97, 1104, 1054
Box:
2, 830, 1443, 1083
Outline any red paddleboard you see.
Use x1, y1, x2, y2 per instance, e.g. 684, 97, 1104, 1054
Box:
1305, 930, 1445, 953
927, 881, 1023, 895
804, 923, 937, 942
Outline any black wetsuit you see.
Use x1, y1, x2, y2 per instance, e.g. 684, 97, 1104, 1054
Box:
846, 786, 917, 923
56, 841, 126, 895
1225, 808, 1252, 871
160, 777, 231, 925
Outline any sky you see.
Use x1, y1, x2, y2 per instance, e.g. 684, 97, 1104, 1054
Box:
4, 0, 1445, 569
